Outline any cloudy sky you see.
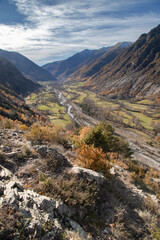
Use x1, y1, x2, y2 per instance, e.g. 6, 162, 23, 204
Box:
0, 0, 160, 65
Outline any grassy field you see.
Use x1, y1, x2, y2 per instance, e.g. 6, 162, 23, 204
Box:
131, 111, 153, 129
25, 89, 72, 127
25, 83, 159, 131
63, 85, 160, 131
137, 99, 154, 105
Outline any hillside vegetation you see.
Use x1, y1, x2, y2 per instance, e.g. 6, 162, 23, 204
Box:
0, 115, 159, 239
0, 56, 40, 95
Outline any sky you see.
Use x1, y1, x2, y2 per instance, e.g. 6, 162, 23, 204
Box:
0, 0, 160, 65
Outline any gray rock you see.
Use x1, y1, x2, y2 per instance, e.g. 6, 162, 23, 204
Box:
56, 201, 73, 218
7, 181, 24, 191
4, 188, 19, 205
35, 145, 48, 156
70, 166, 105, 184
12, 133, 17, 136
39, 197, 55, 213
0, 166, 12, 180
13, 129, 24, 134
21, 208, 32, 218
70, 220, 92, 240
2, 146, 11, 152
5, 152, 17, 158
0, 181, 4, 196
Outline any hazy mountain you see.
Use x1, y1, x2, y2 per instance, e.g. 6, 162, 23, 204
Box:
71, 25, 160, 99
0, 49, 56, 82
42, 49, 98, 80
0, 56, 40, 95
43, 42, 131, 81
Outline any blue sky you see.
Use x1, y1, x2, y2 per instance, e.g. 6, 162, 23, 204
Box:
0, 0, 160, 65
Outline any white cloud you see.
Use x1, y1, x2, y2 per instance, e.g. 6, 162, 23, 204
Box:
0, 0, 159, 65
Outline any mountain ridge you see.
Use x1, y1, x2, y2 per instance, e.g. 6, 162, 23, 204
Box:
42, 42, 132, 81
0, 56, 40, 96
0, 55, 40, 123
69, 25, 160, 99
0, 49, 57, 82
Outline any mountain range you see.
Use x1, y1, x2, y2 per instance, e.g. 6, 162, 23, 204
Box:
69, 25, 160, 98
0, 24, 160, 106
43, 25, 160, 99
42, 42, 131, 81
0, 49, 56, 82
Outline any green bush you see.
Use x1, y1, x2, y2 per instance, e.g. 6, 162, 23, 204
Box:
83, 122, 132, 157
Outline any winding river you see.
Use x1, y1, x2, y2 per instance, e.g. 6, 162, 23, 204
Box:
55, 89, 79, 124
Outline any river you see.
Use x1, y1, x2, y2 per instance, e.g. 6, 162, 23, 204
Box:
55, 89, 79, 124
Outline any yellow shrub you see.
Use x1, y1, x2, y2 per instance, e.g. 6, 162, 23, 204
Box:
0, 117, 16, 129
19, 124, 28, 131
25, 124, 66, 145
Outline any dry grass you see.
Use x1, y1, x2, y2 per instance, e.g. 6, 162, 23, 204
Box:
62, 230, 84, 240
138, 209, 158, 226
25, 123, 68, 146
37, 172, 101, 209
0, 118, 17, 129
0, 206, 25, 239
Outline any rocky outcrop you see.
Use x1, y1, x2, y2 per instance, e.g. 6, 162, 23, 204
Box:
0, 127, 159, 240
0, 165, 12, 180
70, 166, 106, 184
0, 169, 92, 239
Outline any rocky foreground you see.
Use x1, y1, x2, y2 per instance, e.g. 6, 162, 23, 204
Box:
0, 128, 159, 239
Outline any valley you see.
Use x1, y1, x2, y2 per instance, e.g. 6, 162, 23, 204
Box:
26, 82, 160, 171
0, 22, 160, 240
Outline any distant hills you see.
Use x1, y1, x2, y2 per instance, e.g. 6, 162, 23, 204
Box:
42, 42, 131, 81
69, 42, 132, 81
0, 49, 56, 82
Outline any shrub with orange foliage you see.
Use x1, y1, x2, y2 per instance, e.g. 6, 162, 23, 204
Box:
155, 135, 159, 142
79, 126, 91, 140
75, 142, 111, 177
